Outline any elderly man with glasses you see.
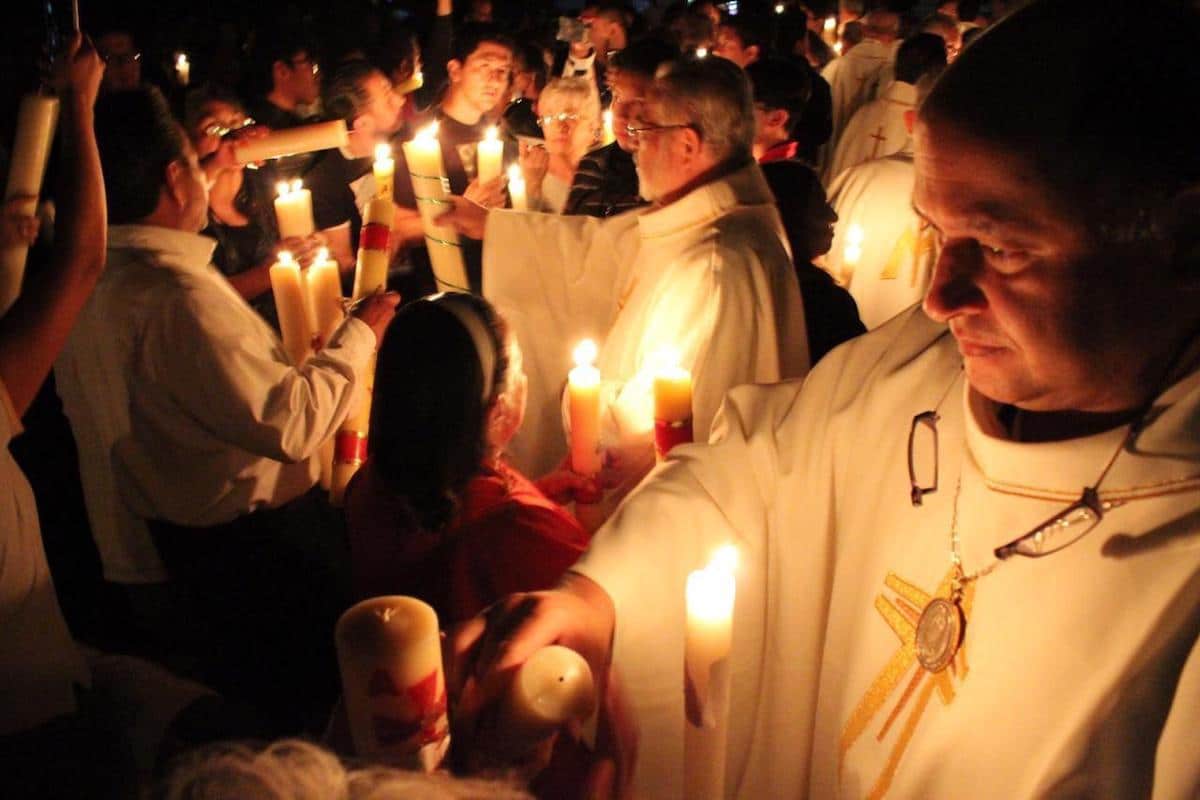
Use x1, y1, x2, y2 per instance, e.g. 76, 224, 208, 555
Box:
450, 2, 1200, 798
439, 55, 808, 512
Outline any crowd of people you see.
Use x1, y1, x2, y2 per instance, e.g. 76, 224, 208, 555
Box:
2, 0, 1198, 797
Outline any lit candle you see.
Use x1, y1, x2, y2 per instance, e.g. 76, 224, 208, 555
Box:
332, 197, 394, 506
374, 142, 395, 201
175, 52, 190, 86
477, 126, 504, 185
494, 645, 596, 759
305, 247, 343, 352
568, 339, 602, 477
833, 40, 844, 55
235, 119, 349, 165
652, 347, 694, 460
335, 596, 450, 771
696, 47, 709, 58
841, 222, 865, 283
774, 2, 785, 14
401, 123, 469, 292
507, 164, 527, 211
394, 70, 424, 96
0, 94, 59, 316
274, 179, 315, 240
601, 109, 616, 147
269, 250, 314, 367
823, 15, 838, 45
684, 545, 738, 800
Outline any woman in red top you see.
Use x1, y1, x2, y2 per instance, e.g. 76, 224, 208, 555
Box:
344, 293, 593, 624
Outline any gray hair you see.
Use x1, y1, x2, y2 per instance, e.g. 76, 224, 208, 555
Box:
538, 76, 601, 126
157, 739, 533, 800
652, 56, 755, 163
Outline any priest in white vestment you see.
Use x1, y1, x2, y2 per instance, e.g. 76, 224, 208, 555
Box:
451, 3, 1200, 797
824, 33, 947, 186
818, 10, 900, 177
443, 57, 809, 486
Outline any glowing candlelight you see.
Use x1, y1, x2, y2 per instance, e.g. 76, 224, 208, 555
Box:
477, 126, 504, 184
652, 346, 693, 459
696, 47, 709, 58
175, 52, 190, 86
774, 2, 785, 14
601, 109, 616, 146
568, 339, 602, 477
843, 222, 865, 267
833, 40, 844, 55
374, 142, 395, 201
270, 250, 314, 367
274, 178, 315, 240
395, 70, 424, 96
507, 164, 527, 211
684, 545, 738, 800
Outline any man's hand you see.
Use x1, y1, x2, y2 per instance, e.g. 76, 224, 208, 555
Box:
464, 175, 507, 210
279, 232, 328, 267
536, 461, 604, 505
447, 574, 616, 748
350, 290, 401, 345
0, 197, 41, 249
435, 194, 489, 240
51, 32, 104, 106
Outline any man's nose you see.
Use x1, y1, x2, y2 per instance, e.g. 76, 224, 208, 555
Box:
922, 238, 987, 323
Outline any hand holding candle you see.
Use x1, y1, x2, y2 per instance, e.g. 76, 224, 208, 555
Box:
491, 645, 596, 760
684, 545, 738, 800
336, 596, 450, 770
0, 94, 59, 316
274, 179, 315, 240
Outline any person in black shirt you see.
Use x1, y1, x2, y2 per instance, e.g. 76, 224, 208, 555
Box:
306, 61, 407, 272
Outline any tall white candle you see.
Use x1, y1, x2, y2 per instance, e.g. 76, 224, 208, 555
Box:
336, 596, 450, 771
401, 123, 469, 292
684, 545, 738, 800
477, 126, 504, 184
0, 94, 59, 316
235, 119, 349, 165
274, 179, 315, 240
507, 164, 527, 211
269, 250, 314, 366
601, 109, 616, 147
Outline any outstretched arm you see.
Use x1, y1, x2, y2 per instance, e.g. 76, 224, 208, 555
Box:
0, 33, 105, 417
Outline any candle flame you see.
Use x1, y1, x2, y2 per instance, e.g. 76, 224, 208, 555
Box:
484, 125, 499, 142
687, 561, 736, 622
507, 164, 523, 182
316, 247, 330, 263
276, 181, 290, 198
573, 339, 598, 367
375, 142, 392, 163
833, 41, 844, 55
176, 53, 189, 68
695, 47, 708, 58
710, 544, 739, 574
603, 109, 613, 124
277, 250, 295, 265
291, 178, 303, 193
774, 2, 785, 14
415, 121, 440, 142
847, 223, 866, 246
824, 16, 837, 31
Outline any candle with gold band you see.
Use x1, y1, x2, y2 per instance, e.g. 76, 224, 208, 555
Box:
274, 178, 315, 239
305, 247, 345, 491
336, 596, 450, 770
235, 119, 349, 165
507, 164, 527, 211
0, 94, 59, 316
401, 123, 469, 292
373, 143, 395, 201
684, 545, 738, 800
476, 126, 503, 184
652, 347, 694, 460
270, 250, 314, 366
394, 70, 423, 96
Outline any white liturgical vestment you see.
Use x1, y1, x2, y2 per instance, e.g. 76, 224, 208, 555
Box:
819, 38, 894, 178
824, 151, 935, 329
824, 80, 916, 187
573, 308, 1200, 799
484, 163, 810, 479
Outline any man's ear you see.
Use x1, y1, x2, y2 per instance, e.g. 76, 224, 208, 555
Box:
679, 126, 703, 160
746, 44, 761, 63
163, 160, 190, 209
447, 58, 463, 84
766, 108, 790, 134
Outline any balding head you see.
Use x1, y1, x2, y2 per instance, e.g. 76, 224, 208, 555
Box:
920, 0, 1200, 272
862, 10, 901, 43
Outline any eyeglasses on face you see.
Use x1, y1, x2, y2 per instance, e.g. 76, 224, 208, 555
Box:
624, 122, 693, 139
290, 56, 319, 76
538, 112, 582, 127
